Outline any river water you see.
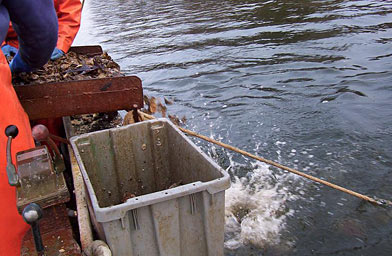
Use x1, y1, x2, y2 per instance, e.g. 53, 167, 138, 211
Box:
74, 0, 392, 255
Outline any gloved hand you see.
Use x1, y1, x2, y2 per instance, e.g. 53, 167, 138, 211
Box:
1, 44, 18, 58
50, 47, 64, 60
9, 52, 33, 73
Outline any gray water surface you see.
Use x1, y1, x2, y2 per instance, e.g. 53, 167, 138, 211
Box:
75, 0, 392, 255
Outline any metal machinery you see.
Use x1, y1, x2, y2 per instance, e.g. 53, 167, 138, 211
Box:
5, 46, 144, 255
5, 124, 76, 255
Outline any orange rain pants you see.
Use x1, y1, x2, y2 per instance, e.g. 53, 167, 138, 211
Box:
4, 0, 82, 53
0, 51, 34, 255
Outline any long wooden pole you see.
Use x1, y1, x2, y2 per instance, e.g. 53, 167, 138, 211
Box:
137, 111, 391, 206
178, 127, 391, 206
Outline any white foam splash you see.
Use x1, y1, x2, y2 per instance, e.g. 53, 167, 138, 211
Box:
197, 124, 299, 251
224, 161, 297, 250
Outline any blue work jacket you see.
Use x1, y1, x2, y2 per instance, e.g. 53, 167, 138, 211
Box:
0, 0, 58, 68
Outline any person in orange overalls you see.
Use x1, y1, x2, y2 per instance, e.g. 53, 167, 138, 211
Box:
2, 0, 82, 140
0, 0, 58, 255
2, 0, 82, 60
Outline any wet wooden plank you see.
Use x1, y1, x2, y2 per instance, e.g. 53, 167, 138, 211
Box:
15, 76, 143, 120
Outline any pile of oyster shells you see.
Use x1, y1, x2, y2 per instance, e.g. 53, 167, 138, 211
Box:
12, 51, 122, 85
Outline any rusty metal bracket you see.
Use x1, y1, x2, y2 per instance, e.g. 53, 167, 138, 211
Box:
69, 45, 103, 56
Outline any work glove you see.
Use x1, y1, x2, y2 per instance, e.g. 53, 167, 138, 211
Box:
50, 47, 64, 60
9, 52, 33, 74
1, 44, 18, 58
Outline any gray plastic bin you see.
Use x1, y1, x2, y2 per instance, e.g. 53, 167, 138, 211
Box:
70, 119, 230, 256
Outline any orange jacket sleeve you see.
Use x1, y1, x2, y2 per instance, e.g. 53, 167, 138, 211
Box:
54, 0, 82, 53
4, 0, 82, 53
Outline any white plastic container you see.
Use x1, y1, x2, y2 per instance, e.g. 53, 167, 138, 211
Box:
71, 119, 230, 256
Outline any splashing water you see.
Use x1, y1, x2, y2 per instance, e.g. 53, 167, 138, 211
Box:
201, 122, 300, 251
224, 158, 298, 250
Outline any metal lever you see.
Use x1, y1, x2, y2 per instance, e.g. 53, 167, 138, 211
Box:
5, 125, 20, 186
32, 124, 65, 173
22, 203, 45, 255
